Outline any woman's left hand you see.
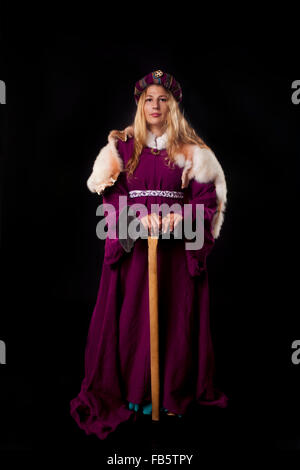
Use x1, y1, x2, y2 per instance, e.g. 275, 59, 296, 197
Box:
162, 213, 183, 233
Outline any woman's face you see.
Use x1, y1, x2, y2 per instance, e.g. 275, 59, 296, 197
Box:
144, 85, 169, 130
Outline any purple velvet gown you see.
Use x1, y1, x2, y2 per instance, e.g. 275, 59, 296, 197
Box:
70, 137, 228, 440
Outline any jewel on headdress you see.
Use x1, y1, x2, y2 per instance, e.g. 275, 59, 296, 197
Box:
153, 70, 163, 78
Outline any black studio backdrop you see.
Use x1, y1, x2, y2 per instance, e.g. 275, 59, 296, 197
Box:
1, 19, 299, 459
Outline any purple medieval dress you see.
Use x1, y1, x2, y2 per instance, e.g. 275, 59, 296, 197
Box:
70, 132, 228, 440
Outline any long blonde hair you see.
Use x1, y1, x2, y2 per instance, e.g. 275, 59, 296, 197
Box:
125, 87, 209, 179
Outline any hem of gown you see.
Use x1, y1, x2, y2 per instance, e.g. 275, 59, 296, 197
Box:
162, 389, 229, 416
70, 389, 136, 441
196, 387, 229, 409
70, 387, 229, 441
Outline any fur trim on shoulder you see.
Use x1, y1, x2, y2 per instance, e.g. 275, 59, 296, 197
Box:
86, 126, 134, 195
87, 126, 227, 238
173, 143, 227, 239
108, 126, 134, 144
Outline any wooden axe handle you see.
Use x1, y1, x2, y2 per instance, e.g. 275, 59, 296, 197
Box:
148, 235, 160, 421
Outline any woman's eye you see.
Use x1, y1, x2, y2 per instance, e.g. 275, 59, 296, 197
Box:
146, 98, 167, 102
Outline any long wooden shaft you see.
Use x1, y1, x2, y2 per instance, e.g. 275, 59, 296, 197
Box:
147, 236, 160, 421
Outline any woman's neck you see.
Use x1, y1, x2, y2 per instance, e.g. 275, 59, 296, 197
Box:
148, 124, 167, 137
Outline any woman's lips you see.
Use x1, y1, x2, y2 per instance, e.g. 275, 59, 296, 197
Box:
151, 113, 161, 117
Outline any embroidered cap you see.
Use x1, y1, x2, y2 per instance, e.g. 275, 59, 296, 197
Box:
134, 70, 182, 105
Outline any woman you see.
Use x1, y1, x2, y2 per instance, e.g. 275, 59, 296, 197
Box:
70, 70, 228, 440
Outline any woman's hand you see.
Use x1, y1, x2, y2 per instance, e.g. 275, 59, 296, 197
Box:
162, 213, 183, 233
140, 212, 183, 235
140, 213, 162, 236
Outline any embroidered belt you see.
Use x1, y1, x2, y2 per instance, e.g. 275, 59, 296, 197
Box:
128, 190, 184, 199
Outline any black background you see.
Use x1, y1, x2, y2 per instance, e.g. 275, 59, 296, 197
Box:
0, 9, 299, 463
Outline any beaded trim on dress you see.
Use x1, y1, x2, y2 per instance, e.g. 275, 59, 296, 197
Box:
129, 190, 184, 198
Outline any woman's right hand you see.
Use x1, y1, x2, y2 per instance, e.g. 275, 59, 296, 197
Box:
140, 213, 162, 236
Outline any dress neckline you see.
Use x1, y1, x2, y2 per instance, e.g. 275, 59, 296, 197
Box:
145, 130, 168, 151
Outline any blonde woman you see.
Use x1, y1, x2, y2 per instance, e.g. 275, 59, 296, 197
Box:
70, 70, 228, 440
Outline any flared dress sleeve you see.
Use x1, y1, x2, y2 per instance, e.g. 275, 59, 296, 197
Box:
183, 178, 218, 277
101, 169, 131, 267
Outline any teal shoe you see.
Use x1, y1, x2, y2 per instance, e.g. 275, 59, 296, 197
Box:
142, 403, 152, 415
128, 402, 140, 412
